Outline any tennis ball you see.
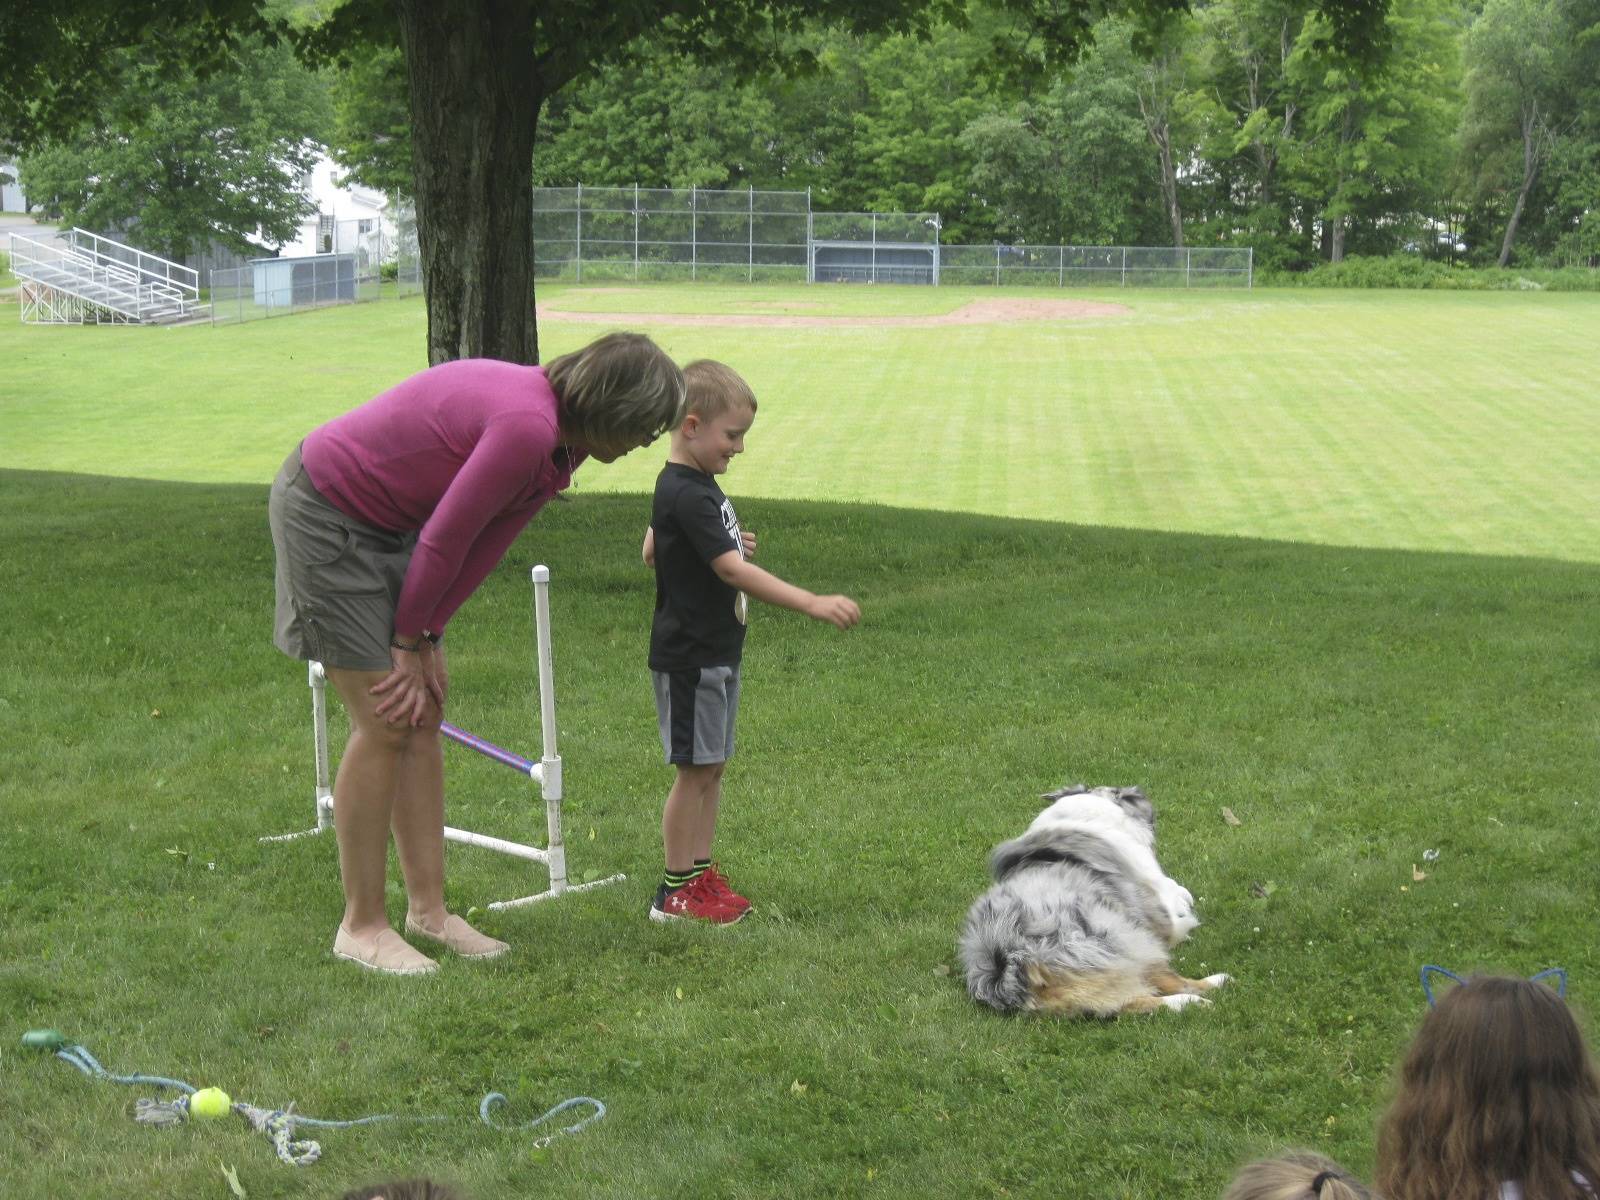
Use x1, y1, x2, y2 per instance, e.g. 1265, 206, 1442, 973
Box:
189, 1087, 232, 1120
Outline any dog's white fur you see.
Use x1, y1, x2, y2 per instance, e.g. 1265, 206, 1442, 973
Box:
1025, 789, 1200, 941
959, 785, 1229, 1017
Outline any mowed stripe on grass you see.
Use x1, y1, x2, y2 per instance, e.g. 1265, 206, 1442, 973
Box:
3, 284, 1596, 561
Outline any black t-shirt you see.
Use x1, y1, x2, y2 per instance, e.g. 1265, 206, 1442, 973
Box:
649, 463, 748, 671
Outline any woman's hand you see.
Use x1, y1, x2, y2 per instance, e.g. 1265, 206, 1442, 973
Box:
370, 644, 433, 726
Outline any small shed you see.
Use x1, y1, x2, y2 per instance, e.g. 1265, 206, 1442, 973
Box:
251, 252, 358, 308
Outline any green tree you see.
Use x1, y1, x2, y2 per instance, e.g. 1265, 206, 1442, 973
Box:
20, 37, 327, 261
1297, 0, 1461, 260
327, 45, 412, 200
1, 0, 1397, 365
1133, 18, 1207, 247
1193, 0, 1320, 265
1460, 0, 1574, 265
535, 54, 783, 189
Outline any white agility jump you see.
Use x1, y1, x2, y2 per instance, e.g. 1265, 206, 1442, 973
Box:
261, 565, 626, 911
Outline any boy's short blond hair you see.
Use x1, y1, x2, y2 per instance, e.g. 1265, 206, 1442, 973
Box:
681, 359, 757, 424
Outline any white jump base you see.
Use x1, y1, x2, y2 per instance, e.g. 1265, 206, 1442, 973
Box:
260, 564, 626, 911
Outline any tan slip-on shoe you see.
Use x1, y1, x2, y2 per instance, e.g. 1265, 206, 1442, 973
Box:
332, 926, 439, 975
404, 913, 510, 960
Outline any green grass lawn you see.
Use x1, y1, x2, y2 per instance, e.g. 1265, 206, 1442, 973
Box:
3, 283, 1597, 562
2, 285, 1598, 1199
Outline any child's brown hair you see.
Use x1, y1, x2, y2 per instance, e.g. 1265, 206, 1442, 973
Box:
1376, 974, 1600, 1200
681, 359, 757, 424
1223, 1151, 1371, 1200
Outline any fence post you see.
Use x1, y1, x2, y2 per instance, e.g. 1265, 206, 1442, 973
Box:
1248, 247, 1254, 289
1186, 246, 1191, 288
575, 183, 582, 283
995, 243, 1000, 287
691, 186, 697, 282
748, 185, 754, 284
1121, 246, 1127, 287
633, 183, 640, 282
806, 208, 814, 283
1059, 246, 1064, 289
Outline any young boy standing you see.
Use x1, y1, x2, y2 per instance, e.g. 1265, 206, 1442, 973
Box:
642, 360, 861, 924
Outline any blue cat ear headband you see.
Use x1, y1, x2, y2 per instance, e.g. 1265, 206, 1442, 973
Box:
1420, 965, 1568, 1007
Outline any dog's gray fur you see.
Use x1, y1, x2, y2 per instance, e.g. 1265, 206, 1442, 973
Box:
959, 784, 1196, 1014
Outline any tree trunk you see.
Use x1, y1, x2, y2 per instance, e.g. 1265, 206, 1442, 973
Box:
1144, 122, 1185, 248
1497, 105, 1541, 269
1330, 215, 1344, 262
1136, 72, 1184, 248
397, 0, 542, 365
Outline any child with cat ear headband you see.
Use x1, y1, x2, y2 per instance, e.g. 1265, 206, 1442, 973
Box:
1378, 968, 1599, 1200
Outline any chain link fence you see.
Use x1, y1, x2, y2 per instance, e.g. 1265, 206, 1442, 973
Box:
533, 185, 811, 282
938, 244, 1253, 287
209, 188, 1251, 322
531, 186, 1251, 288
209, 211, 421, 325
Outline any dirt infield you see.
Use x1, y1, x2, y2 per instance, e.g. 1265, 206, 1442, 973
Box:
534, 295, 1131, 328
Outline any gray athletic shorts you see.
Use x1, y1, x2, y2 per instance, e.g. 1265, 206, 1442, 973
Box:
652, 665, 741, 766
268, 444, 416, 671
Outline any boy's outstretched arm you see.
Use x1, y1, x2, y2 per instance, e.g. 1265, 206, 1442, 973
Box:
642, 526, 655, 567
710, 551, 860, 630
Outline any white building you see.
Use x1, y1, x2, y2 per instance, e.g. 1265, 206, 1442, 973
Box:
272, 153, 401, 268
1, 160, 29, 212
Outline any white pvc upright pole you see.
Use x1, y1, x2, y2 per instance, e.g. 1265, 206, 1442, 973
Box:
531, 565, 566, 893
310, 661, 333, 830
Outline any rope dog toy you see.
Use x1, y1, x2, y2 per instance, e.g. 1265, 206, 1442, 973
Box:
23, 1029, 605, 1166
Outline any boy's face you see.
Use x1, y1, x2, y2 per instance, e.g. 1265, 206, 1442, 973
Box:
677, 403, 753, 475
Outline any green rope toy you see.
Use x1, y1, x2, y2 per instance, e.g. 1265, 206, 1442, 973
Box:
23, 1029, 606, 1167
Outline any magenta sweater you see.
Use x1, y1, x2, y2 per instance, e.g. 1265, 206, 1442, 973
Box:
301, 358, 583, 638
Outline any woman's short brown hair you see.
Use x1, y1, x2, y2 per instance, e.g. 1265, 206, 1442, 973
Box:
544, 332, 685, 446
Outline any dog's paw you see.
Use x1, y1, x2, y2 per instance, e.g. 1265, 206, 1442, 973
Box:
1160, 993, 1212, 1012
1202, 973, 1232, 989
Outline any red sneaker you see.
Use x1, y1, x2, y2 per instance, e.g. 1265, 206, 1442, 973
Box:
649, 875, 744, 925
699, 864, 751, 913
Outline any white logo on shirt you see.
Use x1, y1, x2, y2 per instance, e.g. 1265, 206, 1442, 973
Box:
721, 498, 748, 625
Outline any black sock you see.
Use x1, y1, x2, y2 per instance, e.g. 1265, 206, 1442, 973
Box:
663, 866, 698, 892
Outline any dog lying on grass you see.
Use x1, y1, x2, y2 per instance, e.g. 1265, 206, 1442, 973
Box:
959, 784, 1229, 1017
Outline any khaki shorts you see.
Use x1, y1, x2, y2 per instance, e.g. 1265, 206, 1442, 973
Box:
268, 445, 417, 671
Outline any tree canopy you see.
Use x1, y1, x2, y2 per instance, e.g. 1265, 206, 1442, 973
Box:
12, 0, 1590, 365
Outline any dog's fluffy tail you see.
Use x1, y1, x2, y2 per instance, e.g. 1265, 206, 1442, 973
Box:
960, 889, 1160, 1018
959, 891, 1039, 1012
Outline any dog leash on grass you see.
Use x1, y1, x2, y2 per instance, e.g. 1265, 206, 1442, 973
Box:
23, 1029, 606, 1166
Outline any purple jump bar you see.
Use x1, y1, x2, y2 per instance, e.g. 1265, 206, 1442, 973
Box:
440, 722, 538, 776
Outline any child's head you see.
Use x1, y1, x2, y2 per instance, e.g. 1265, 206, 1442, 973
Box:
544, 331, 685, 461
671, 359, 756, 476
682, 359, 757, 423
1223, 1152, 1370, 1200
1376, 973, 1600, 1200
339, 1180, 460, 1200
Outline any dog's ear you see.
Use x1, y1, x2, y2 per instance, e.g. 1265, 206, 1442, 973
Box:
1113, 787, 1156, 829
1040, 782, 1089, 802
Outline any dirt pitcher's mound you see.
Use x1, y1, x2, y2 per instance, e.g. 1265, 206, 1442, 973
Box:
534, 296, 1130, 329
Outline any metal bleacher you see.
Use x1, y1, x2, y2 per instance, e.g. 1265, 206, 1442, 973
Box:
7, 227, 201, 325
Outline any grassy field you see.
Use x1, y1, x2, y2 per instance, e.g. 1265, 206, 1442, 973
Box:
3, 282, 1598, 561
2, 285, 1598, 1199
